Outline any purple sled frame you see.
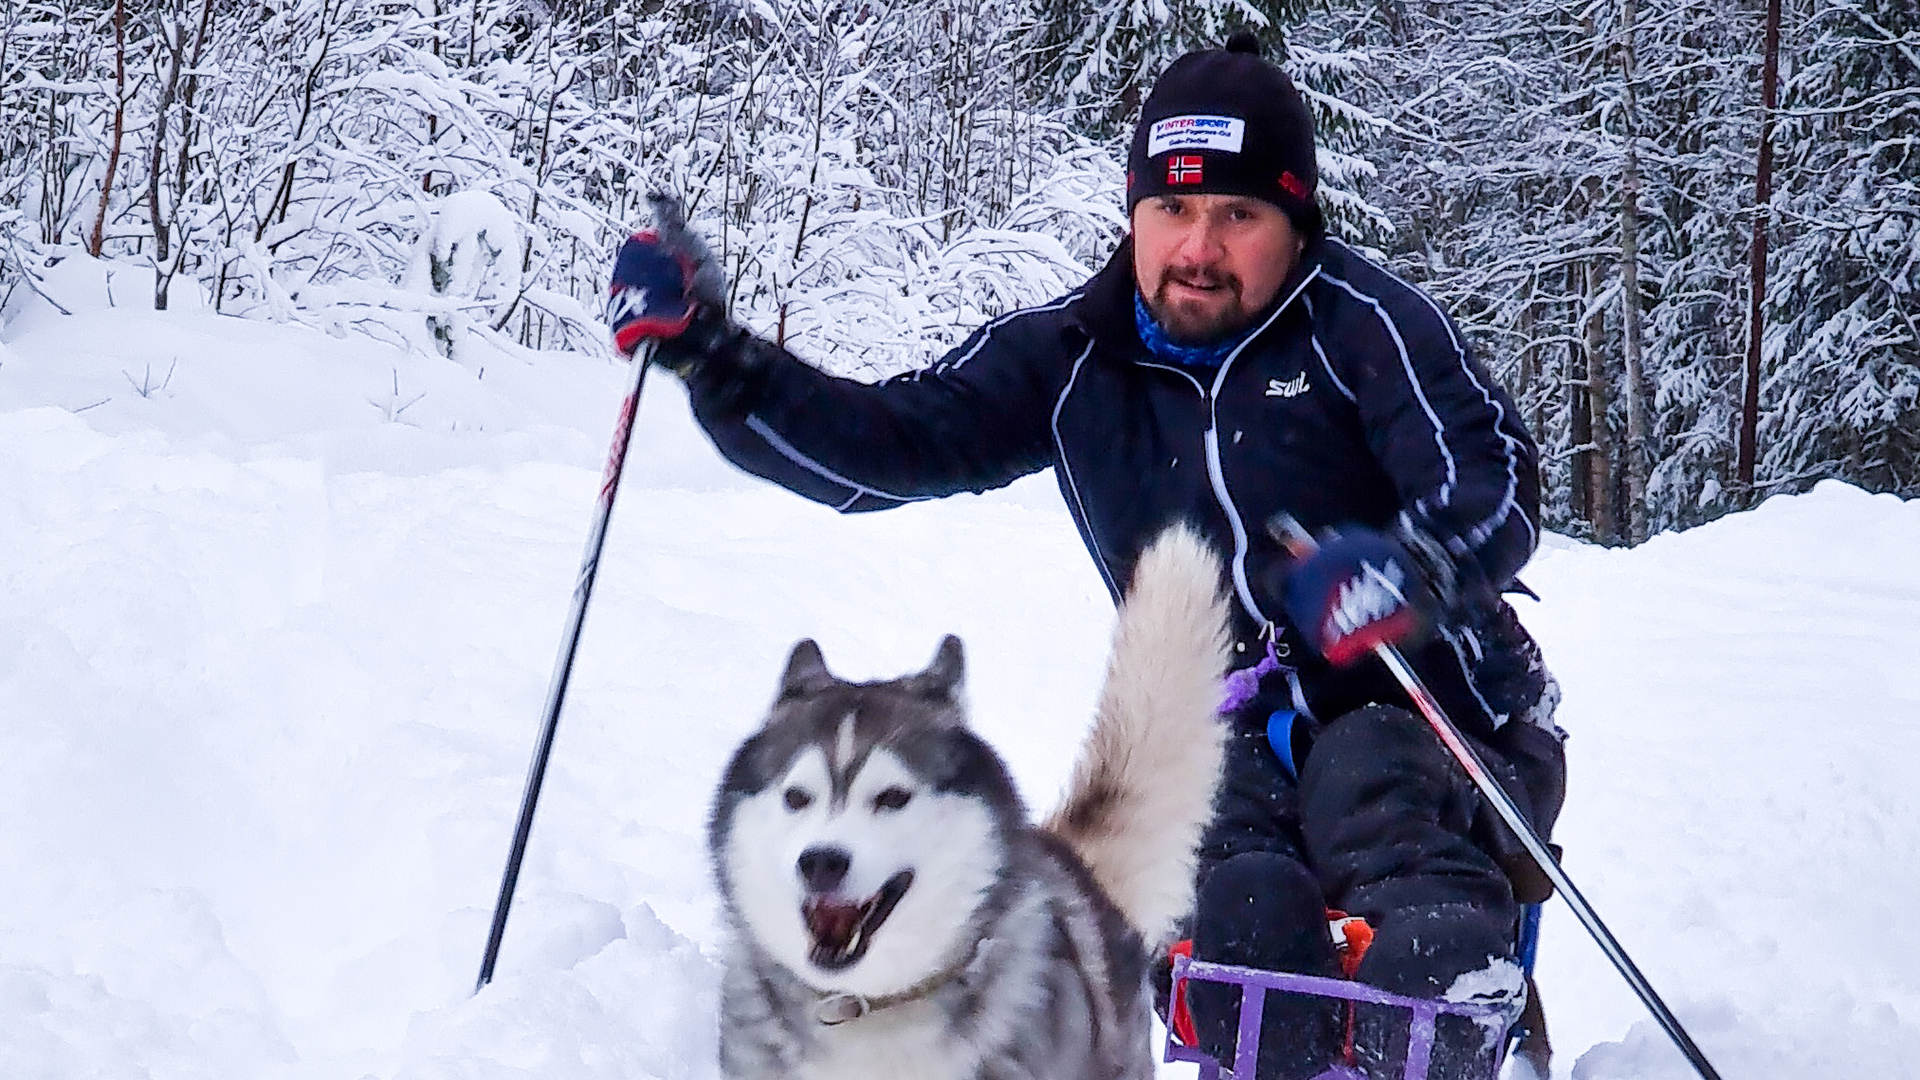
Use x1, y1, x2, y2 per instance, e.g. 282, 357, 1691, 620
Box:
1163, 955, 1510, 1080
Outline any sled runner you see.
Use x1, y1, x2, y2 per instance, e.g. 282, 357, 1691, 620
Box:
1163, 904, 1545, 1080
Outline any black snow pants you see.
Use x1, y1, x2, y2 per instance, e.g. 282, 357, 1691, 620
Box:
1185, 692, 1565, 1080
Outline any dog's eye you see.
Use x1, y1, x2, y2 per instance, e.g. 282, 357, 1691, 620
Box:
783, 787, 813, 812
873, 786, 912, 811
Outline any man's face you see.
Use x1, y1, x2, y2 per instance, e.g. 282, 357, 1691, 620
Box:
1131, 193, 1302, 345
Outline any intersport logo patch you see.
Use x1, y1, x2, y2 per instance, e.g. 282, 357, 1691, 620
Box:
1147, 115, 1246, 157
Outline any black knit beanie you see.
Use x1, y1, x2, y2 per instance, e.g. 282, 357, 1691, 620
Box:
1126, 32, 1323, 236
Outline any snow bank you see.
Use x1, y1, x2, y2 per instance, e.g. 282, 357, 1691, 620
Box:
2, 297, 1916, 1078
1523, 482, 1920, 1077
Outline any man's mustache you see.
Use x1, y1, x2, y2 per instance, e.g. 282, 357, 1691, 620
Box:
1159, 267, 1242, 296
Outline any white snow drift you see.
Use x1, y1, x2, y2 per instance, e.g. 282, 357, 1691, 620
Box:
2, 268, 1917, 1079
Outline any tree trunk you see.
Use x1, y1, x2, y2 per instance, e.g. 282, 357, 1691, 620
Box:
164, 0, 217, 303
147, 8, 186, 309
39, 2, 76, 244
1585, 256, 1617, 544
88, 0, 127, 259
1517, 274, 1540, 437
1567, 266, 1593, 527
1618, 0, 1650, 542
1739, 0, 1783, 497
261, 0, 333, 241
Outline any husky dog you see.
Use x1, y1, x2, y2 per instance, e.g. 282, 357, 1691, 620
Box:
707, 525, 1232, 1080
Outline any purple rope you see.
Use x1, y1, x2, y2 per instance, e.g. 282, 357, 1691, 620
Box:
1220, 639, 1283, 715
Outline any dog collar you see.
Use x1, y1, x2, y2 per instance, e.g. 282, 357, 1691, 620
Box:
812, 940, 985, 1026
813, 993, 874, 1025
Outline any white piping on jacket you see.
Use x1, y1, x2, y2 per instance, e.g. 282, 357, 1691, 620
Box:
1130, 267, 1321, 628
1445, 626, 1505, 727
740, 293, 1083, 509
1050, 341, 1120, 599
1320, 272, 1460, 516
743, 415, 931, 512
1300, 295, 1357, 403
1325, 240, 1535, 553
930, 290, 1084, 377
1203, 267, 1322, 628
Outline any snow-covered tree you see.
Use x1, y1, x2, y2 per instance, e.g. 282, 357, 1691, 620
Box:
1759, 0, 1920, 497
5, 0, 1911, 540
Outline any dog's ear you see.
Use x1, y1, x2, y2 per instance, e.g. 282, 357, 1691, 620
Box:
905, 635, 966, 708
776, 639, 836, 701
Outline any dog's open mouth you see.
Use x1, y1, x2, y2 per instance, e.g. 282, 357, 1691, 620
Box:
802, 870, 914, 970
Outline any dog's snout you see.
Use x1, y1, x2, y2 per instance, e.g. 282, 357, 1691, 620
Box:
796, 845, 851, 893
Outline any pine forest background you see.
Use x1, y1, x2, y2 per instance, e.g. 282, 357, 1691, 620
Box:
2, 0, 1914, 544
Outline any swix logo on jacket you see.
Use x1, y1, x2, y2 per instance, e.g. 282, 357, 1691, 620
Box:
1266, 373, 1309, 397
678, 236, 1546, 739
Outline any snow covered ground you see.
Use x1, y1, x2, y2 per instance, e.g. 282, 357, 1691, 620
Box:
3, 261, 1917, 1080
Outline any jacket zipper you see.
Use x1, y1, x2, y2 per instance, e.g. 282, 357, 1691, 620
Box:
1134, 359, 1270, 632
1206, 335, 1277, 631
1141, 266, 1321, 638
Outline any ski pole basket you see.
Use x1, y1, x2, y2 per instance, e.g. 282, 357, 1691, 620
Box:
1163, 954, 1513, 1080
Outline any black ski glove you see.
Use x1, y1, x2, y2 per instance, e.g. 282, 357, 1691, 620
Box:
607, 193, 728, 373
1265, 516, 1476, 667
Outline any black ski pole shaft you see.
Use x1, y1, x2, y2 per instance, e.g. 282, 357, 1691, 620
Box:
1373, 646, 1723, 1080
476, 341, 655, 993
1270, 516, 1725, 1080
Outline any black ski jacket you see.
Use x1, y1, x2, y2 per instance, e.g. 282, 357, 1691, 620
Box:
679, 235, 1554, 744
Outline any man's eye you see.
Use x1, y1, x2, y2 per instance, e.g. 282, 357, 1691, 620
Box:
783, 787, 813, 811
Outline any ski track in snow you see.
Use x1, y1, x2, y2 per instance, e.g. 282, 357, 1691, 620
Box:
3, 278, 1918, 1079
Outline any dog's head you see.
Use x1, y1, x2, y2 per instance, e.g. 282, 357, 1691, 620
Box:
709, 635, 1023, 999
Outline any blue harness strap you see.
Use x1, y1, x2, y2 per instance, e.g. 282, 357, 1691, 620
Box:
1265, 708, 1302, 780
1506, 903, 1549, 1074
1517, 903, 1542, 974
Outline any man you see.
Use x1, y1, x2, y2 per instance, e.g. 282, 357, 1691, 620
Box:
612, 32, 1566, 1080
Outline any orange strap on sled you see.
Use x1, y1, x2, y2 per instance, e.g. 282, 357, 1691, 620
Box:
1326, 910, 1375, 1065
1168, 939, 1201, 1047
1166, 912, 1374, 1051
1327, 910, 1374, 979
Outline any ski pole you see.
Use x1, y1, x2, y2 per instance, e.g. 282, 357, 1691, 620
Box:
1373, 647, 1723, 1080
1271, 517, 1725, 1080
476, 339, 656, 993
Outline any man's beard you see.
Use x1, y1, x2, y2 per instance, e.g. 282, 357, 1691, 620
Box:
1145, 267, 1256, 345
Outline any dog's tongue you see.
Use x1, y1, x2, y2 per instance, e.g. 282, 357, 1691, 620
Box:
804, 898, 863, 952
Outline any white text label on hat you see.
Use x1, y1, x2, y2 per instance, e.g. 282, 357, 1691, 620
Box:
1148, 115, 1246, 158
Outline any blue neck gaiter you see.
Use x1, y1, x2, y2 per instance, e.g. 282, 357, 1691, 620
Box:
1133, 291, 1250, 371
